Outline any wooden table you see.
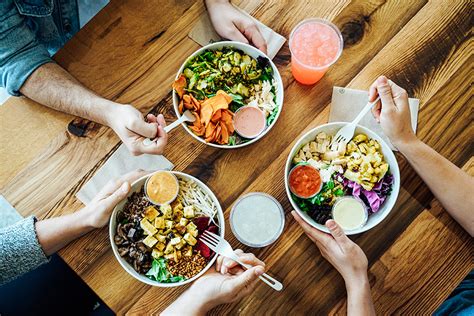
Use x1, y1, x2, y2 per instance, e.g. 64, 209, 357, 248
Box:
0, 0, 472, 314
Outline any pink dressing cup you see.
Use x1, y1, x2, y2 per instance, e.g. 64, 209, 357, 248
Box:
233, 106, 266, 139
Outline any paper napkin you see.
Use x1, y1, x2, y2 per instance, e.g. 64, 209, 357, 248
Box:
329, 87, 419, 151
188, 3, 286, 59
76, 144, 174, 204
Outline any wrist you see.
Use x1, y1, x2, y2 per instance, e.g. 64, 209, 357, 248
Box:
163, 288, 217, 316
78, 206, 102, 230
344, 272, 370, 293
392, 134, 420, 153
100, 100, 122, 128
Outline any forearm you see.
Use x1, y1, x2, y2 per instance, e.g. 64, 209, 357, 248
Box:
19, 62, 115, 126
345, 276, 376, 316
397, 139, 474, 236
35, 209, 95, 256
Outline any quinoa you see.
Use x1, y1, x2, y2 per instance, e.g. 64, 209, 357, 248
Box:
168, 253, 207, 279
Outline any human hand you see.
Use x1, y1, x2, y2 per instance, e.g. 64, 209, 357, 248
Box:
162, 250, 265, 315
108, 104, 168, 156
369, 76, 417, 149
292, 211, 368, 287
82, 169, 149, 228
205, 0, 267, 54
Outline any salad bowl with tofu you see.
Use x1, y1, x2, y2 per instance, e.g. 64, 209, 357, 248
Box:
285, 123, 400, 235
109, 171, 224, 287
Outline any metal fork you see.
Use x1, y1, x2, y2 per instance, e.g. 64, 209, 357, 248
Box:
331, 96, 380, 146
200, 230, 283, 291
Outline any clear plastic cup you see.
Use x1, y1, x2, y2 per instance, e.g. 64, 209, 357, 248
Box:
230, 192, 285, 247
289, 18, 343, 85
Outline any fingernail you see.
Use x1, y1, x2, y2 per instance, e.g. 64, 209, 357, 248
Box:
255, 266, 265, 276
326, 220, 336, 229
377, 76, 388, 85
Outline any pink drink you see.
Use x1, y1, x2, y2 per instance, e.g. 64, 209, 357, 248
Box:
290, 19, 343, 84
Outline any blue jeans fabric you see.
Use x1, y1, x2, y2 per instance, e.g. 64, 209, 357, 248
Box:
0, 0, 79, 95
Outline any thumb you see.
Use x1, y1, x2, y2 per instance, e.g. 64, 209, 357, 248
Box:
103, 182, 130, 210
228, 266, 264, 291
130, 119, 159, 139
325, 220, 351, 250
376, 76, 396, 113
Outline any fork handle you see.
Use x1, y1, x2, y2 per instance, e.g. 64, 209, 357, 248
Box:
232, 256, 283, 291
352, 96, 380, 126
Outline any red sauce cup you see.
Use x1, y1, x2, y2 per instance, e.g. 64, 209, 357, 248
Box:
288, 164, 323, 199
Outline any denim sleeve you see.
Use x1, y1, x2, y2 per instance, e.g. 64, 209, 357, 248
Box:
0, 1, 53, 96
0, 216, 49, 285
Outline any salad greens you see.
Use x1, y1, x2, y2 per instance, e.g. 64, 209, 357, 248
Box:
183, 47, 269, 100
146, 258, 186, 283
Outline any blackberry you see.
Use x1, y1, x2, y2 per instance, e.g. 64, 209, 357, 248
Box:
308, 204, 333, 225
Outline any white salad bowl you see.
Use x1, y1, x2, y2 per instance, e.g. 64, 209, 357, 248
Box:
172, 41, 284, 149
284, 122, 400, 235
109, 171, 225, 287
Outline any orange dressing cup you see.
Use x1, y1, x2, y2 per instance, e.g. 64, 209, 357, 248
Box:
144, 171, 180, 206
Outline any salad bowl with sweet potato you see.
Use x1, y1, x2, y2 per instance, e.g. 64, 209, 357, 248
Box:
172, 41, 284, 148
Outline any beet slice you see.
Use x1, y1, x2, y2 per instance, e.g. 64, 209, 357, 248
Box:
195, 239, 212, 258
194, 216, 210, 233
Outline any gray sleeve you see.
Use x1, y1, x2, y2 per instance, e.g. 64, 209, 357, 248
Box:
0, 216, 49, 285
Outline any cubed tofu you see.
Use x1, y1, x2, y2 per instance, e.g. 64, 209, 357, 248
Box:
184, 246, 193, 257
172, 201, 183, 211
174, 249, 182, 262
186, 222, 197, 231
175, 239, 186, 250
187, 222, 198, 237
144, 206, 159, 221
183, 206, 194, 218
175, 223, 187, 235
179, 218, 188, 226
164, 253, 175, 260
170, 236, 181, 246
154, 216, 165, 229
155, 234, 166, 243
165, 220, 174, 230
152, 248, 164, 259
183, 233, 197, 246
155, 242, 166, 251
143, 235, 158, 248
160, 204, 173, 219
164, 243, 174, 254
140, 218, 157, 236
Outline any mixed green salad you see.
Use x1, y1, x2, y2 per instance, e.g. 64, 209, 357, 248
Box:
176, 47, 280, 145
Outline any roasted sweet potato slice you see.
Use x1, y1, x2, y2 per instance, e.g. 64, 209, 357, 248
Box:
178, 100, 184, 114
190, 94, 201, 111
216, 90, 233, 103
192, 112, 201, 128
201, 94, 229, 113
189, 125, 205, 136
200, 103, 213, 126
214, 125, 222, 144
221, 109, 234, 134
205, 122, 216, 139
211, 109, 222, 123
220, 121, 229, 144
173, 75, 187, 98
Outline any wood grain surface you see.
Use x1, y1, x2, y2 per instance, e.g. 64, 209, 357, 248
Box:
0, 0, 472, 314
